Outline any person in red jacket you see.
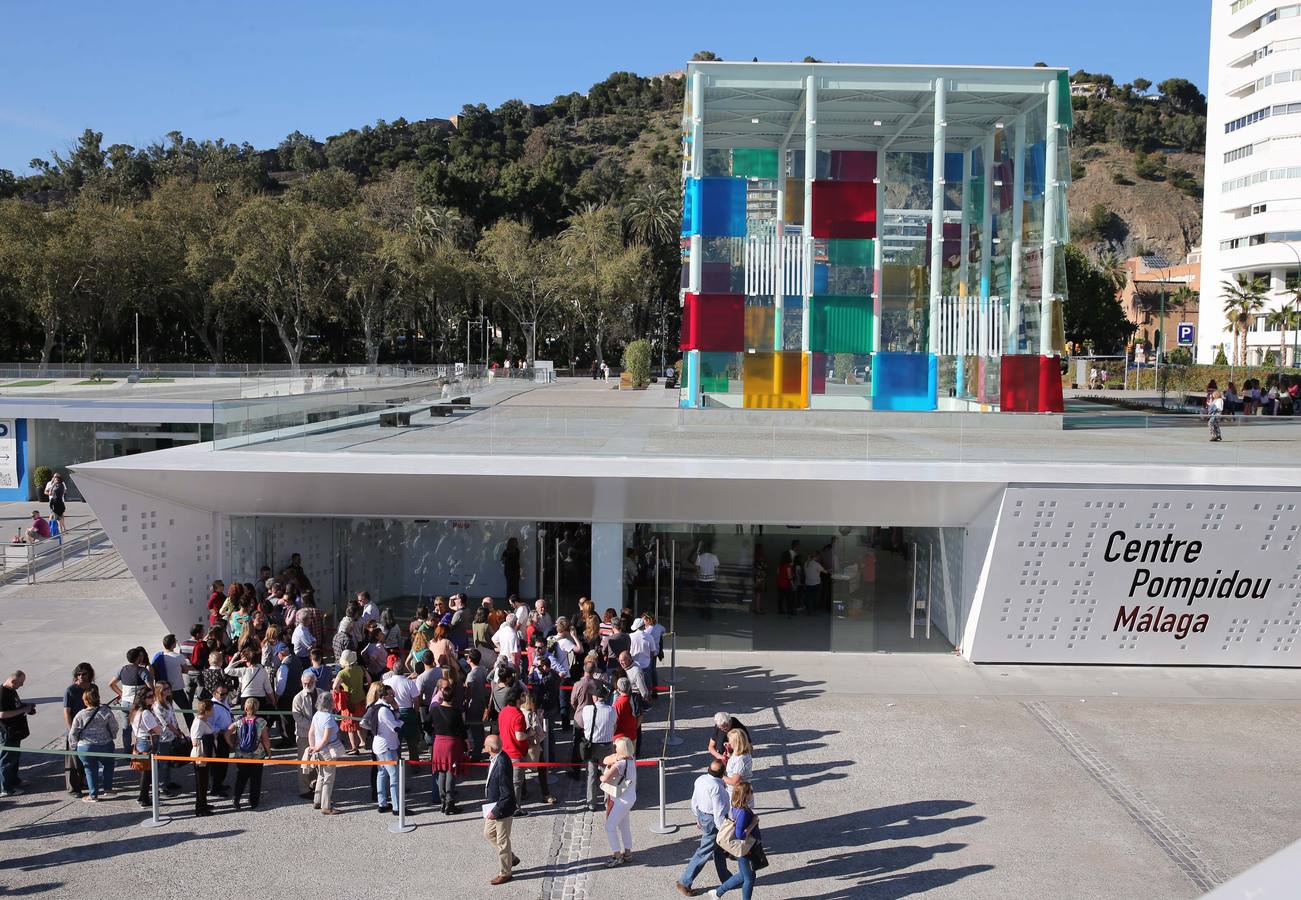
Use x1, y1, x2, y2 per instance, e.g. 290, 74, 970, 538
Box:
612, 677, 640, 745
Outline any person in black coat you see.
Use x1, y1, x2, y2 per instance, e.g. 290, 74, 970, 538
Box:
483, 734, 519, 885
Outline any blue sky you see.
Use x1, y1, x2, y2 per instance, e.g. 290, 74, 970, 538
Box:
0, 1, 1211, 174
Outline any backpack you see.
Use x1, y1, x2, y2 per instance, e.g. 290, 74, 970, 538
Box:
359, 702, 382, 734
236, 717, 260, 754
150, 651, 168, 683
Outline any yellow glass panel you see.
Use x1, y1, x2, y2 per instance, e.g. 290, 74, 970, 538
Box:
744, 305, 775, 350
743, 351, 808, 409
784, 178, 804, 225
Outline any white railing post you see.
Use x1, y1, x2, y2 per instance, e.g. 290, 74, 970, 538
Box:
389, 760, 415, 834
648, 758, 678, 835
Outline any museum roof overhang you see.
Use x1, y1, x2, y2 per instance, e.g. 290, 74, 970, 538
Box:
688, 61, 1067, 154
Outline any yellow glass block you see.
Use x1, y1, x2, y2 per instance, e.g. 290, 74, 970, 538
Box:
745, 305, 775, 350
1049, 298, 1066, 355
743, 351, 808, 409
784, 178, 804, 225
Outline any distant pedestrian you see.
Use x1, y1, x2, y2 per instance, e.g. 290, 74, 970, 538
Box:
228, 697, 271, 811
44, 472, 67, 530
1209, 390, 1224, 442
428, 678, 467, 814
188, 699, 216, 817
676, 760, 732, 896
68, 685, 118, 803
483, 734, 519, 886
580, 687, 616, 812
307, 692, 346, 815
62, 663, 97, 798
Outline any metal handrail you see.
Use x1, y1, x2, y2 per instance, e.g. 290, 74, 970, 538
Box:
2, 519, 109, 585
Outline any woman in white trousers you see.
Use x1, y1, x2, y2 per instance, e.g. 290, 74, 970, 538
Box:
600, 736, 638, 866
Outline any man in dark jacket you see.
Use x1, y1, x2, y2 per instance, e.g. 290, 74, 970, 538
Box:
483, 734, 519, 885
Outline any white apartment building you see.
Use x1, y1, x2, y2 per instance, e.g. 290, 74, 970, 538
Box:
1199, 0, 1301, 365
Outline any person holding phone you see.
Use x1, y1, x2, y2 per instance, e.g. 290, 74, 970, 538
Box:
0, 671, 36, 797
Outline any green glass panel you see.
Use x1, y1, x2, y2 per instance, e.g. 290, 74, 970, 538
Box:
732, 148, 779, 179
1056, 71, 1074, 129
967, 175, 985, 225
827, 239, 874, 268
699, 351, 734, 392
810, 295, 874, 354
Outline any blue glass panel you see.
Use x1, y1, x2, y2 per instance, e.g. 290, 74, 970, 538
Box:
1025, 142, 1047, 198
813, 262, 829, 294
871, 351, 938, 411
680, 177, 747, 237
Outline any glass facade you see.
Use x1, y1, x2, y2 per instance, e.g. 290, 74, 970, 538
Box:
679, 62, 1071, 413
228, 514, 961, 654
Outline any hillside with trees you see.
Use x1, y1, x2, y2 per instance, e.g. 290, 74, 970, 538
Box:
0, 61, 1207, 367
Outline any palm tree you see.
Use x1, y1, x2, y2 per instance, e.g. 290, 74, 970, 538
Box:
1098, 250, 1128, 297
1170, 285, 1198, 322
1221, 275, 1267, 366
1265, 303, 1300, 368
622, 185, 679, 247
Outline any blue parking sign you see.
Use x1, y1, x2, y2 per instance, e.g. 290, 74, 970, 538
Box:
1176, 323, 1195, 346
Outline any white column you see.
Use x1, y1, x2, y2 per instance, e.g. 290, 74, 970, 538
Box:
980, 132, 995, 358
1008, 113, 1026, 355
928, 77, 947, 355
589, 523, 626, 609
873, 168, 884, 354
774, 144, 786, 351
688, 72, 705, 297
802, 74, 817, 361
1041, 84, 1060, 357
959, 147, 971, 300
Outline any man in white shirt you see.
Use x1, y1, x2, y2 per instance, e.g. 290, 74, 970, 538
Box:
694, 543, 720, 620
676, 761, 732, 895
579, 688, 616, 812
357, 591, 380, 627
618, 651, 651, 707
532, 599, 553, 637
291, 621, 315, 663
384, 657, 423, 759
494, 614, 521, 663
370, 686, 403, 814
628, 626, 654, 672
803, 552, 826, 615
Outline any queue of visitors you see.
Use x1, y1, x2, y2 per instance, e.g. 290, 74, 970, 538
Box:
0, 553, 770, 893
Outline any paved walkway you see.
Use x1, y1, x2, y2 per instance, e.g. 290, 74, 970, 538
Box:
0, 562, 1298, 898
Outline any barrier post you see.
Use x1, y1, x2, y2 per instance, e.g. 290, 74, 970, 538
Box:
389, 758, 415, 834
139, 754, 171, 828
648, 758, 677, 835
663, 684, 683, 748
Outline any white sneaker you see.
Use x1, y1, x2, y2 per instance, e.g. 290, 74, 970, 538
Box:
708, 892, 721, 899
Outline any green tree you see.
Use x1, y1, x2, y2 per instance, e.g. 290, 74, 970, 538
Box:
216, 198, 341, 371
1062, 244, 1135, 354
477, 219, 562, 365
0, 201, 87, 366
1265, 303, 1300, 368
1221, 275, 1267, 367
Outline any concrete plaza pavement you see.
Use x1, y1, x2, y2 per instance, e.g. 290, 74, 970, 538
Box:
1, 558, 1299, 898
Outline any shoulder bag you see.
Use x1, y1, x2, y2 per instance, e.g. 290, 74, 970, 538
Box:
600, 759, 630, 799
715, 816, 757, 859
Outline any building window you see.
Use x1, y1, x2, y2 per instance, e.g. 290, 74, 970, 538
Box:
1231, 0, 1256, 12
1223, 164, 1301, 192
1226, 105, 1272, 132
1225, 143, 1255, 163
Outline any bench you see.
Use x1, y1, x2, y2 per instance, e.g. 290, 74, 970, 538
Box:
385, 397, 410, 406
430, 404, 454, 417
450, 395, 470, 405
379, 411, 411, 427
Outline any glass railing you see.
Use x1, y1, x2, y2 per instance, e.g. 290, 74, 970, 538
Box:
210, 389, 1301, 467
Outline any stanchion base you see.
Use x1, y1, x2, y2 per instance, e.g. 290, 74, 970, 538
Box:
664, 735, 684, 747
649, 823, 679, 834
139, 816, 172, 829
389, 822, 416, 834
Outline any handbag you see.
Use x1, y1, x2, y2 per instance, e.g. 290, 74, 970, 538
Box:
130, 734, 156, 773
599, 760, 630, 799
715, 817, 757, 859
300, 747, 317, 776
750, 841, 770, 871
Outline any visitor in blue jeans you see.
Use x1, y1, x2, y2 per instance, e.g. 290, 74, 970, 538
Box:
710, 782, 760, 900
678, 761, 732, 896
68, 687, 121, 801
369, 686, 402, 814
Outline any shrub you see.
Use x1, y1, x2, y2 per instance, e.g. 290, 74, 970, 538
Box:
622, 339, 651, 388
34, 466, 53, 495
1111, 170, 1133, 186
1213, 346, 1228, 365
1070, 160, 1086, 181
1133, 150, 1165, 180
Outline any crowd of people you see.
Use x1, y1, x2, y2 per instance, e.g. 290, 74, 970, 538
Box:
0, 555, 767, 893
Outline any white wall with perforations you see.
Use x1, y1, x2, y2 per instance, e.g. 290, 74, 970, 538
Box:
77, 472, 222, 635
966, 485, 1301, 665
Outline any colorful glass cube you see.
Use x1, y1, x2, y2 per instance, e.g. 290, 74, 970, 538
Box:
743, 351, 808, 409
811, 180, 877, 239
681, 293, 745, 352
871, 351, 937, 411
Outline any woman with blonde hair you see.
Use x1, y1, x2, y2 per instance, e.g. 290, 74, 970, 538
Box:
722, 728, 753, 786
406, 630, 431, 672
709, 781, 762, 899
228, 697, 271, 811
599, 735, 638, 866
331, 649, 367, 755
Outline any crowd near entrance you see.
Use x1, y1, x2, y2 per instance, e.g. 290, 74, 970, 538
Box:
228, 517, 961, 654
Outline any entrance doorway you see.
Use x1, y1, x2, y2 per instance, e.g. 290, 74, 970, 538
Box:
629, 523, 959, 653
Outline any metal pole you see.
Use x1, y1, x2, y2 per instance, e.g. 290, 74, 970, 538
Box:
1042, 80, 1060, 358
669, 541, 677, 685
929, 76, 947, 355
389, 760, 415, 834
139, 753, 171, 828
654, 537, 661, 624
664, 683, 683, 748
135, 312, 140, 371
648, 758, 678, 834
909, 542, 917, 639
925, 543, 933, 640
554, 537, 560, 609
1157, 284, 1167, 408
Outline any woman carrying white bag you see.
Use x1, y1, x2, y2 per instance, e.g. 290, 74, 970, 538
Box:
599, 736, 638, 866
